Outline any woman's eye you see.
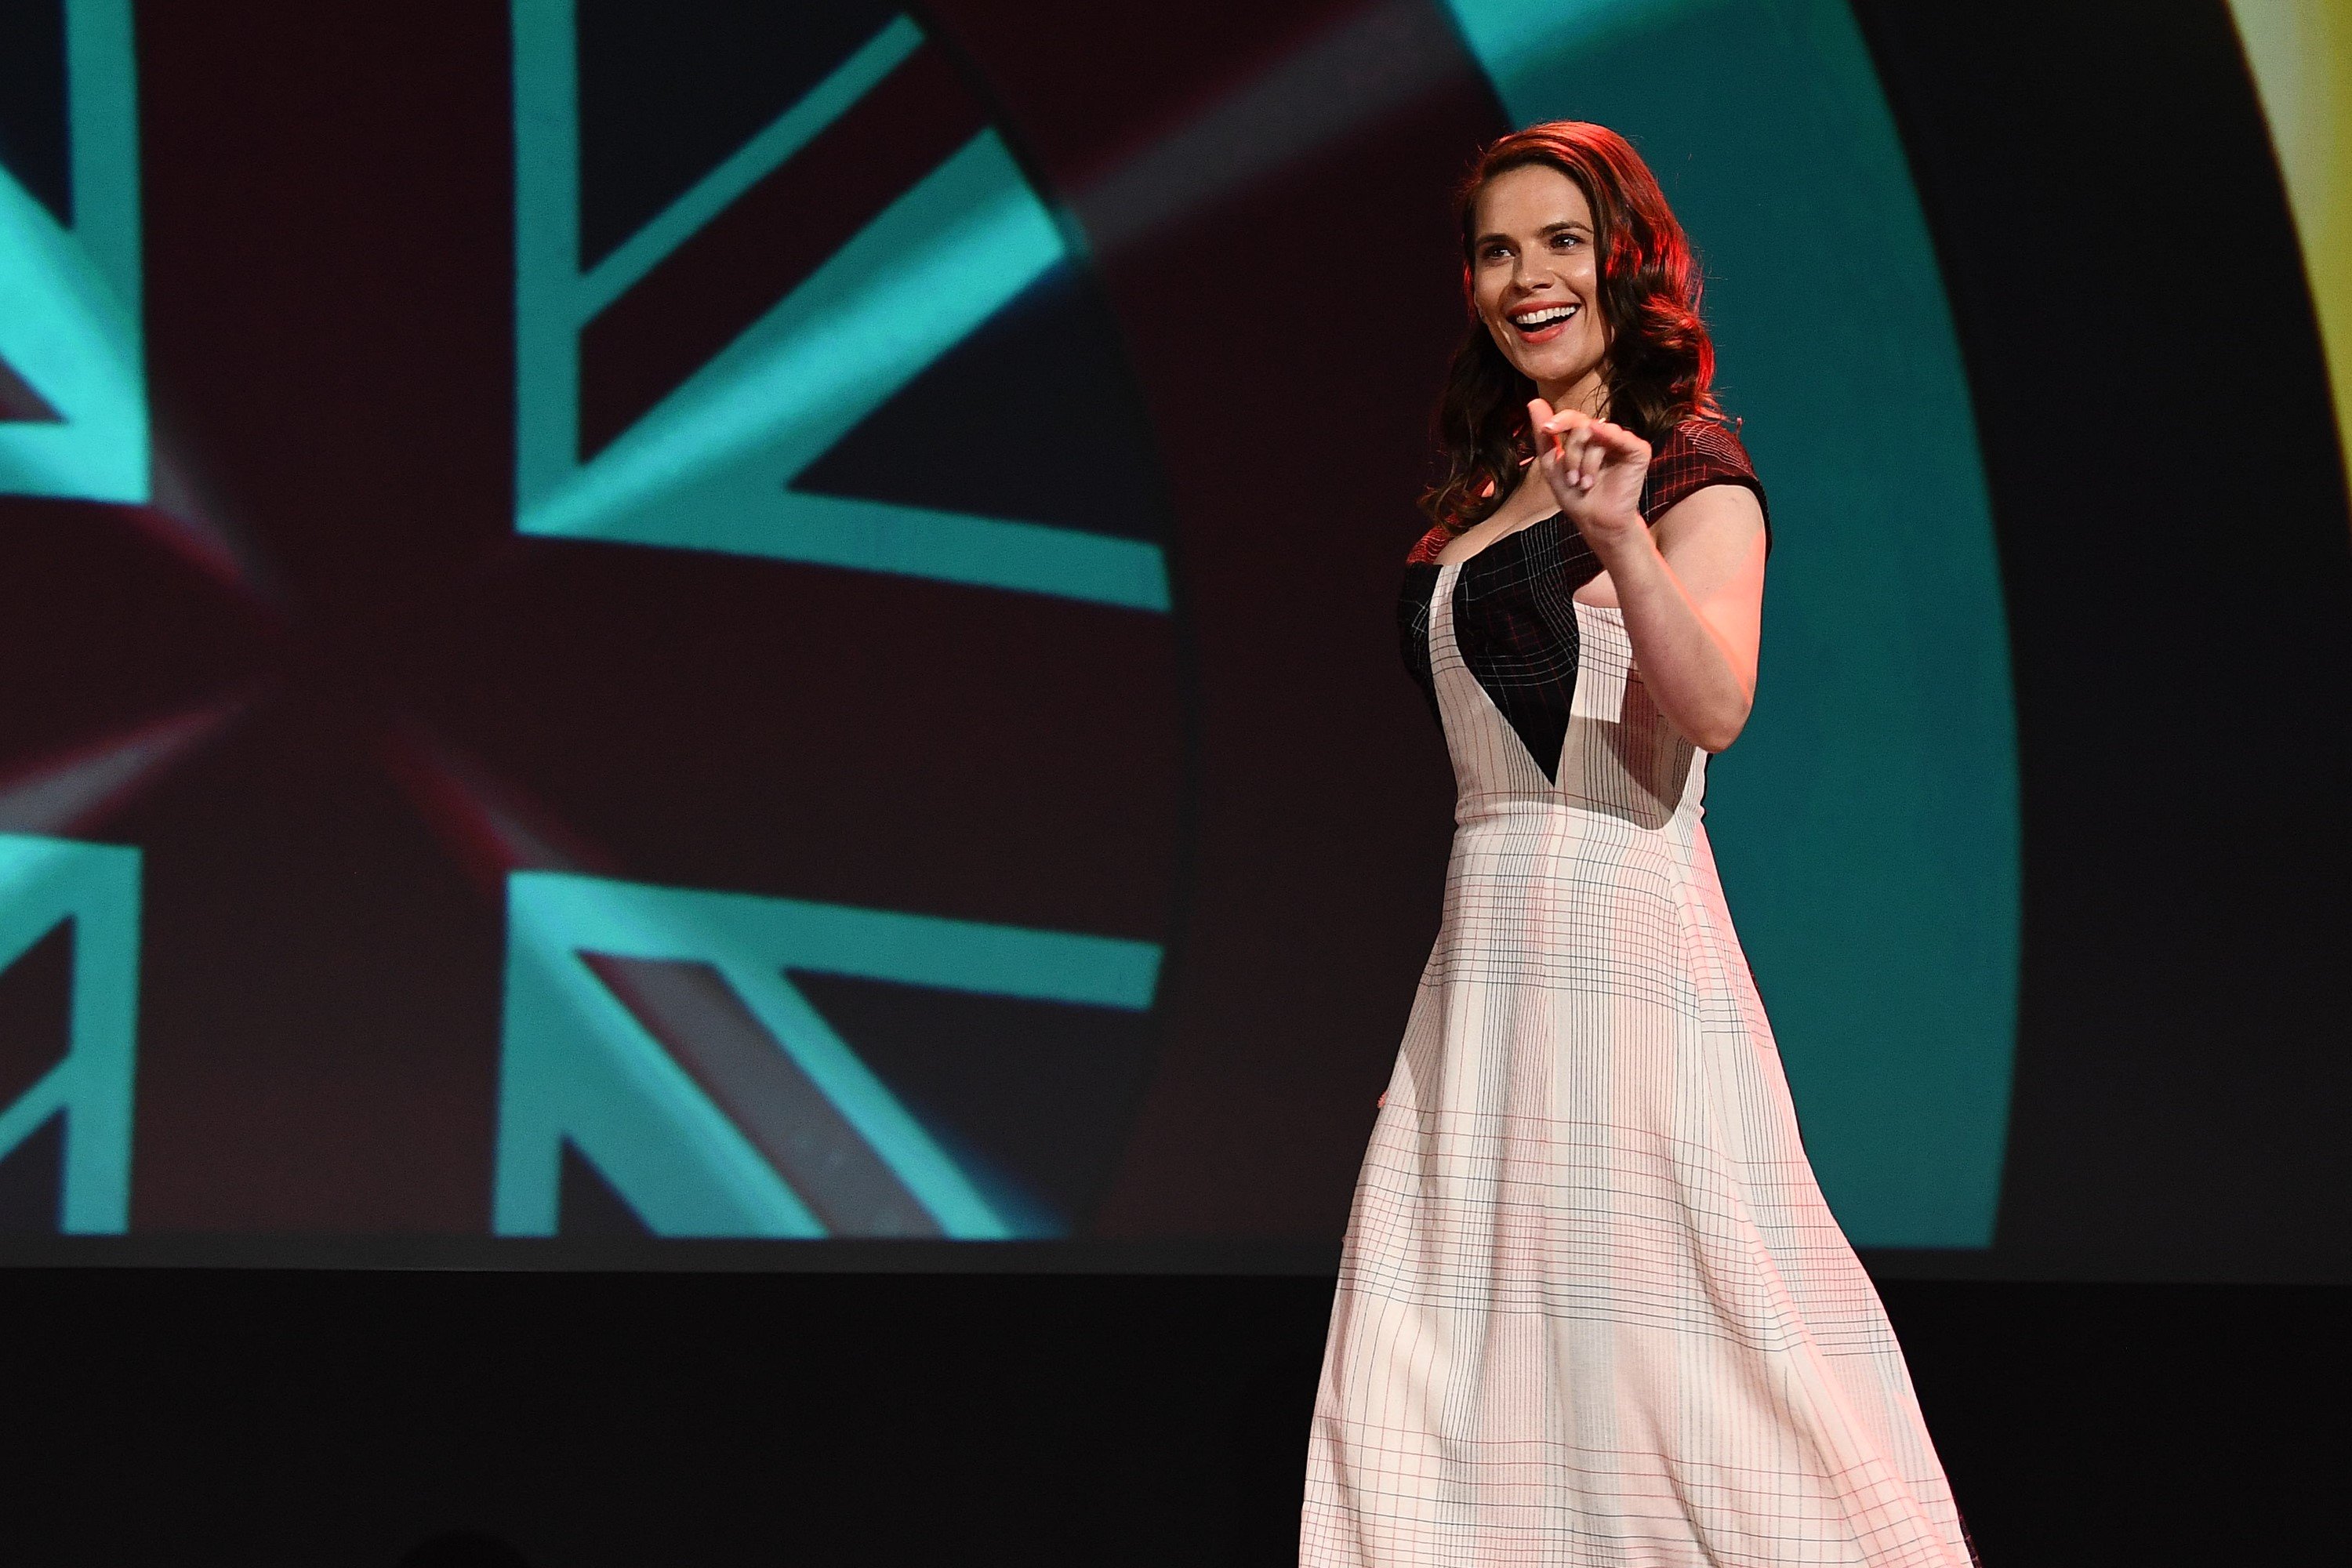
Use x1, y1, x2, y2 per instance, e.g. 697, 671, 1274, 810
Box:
1552, 232, 1581, 249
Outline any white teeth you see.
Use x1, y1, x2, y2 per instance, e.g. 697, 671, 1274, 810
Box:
1515, 306, 1577, 329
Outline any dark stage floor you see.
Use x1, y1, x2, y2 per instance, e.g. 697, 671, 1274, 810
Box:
2, 1267, 2340, 1564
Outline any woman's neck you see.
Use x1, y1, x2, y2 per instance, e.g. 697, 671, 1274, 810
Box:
1538, 371, 1610, 421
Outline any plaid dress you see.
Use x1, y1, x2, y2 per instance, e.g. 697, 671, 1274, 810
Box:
1302, 422, 1973, 1567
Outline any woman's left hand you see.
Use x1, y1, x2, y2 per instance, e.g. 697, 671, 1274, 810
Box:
1530, 398, 1651, 557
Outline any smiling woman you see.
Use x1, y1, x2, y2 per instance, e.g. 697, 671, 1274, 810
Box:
1423, 126, 1718, 524
1423, 137, 1767, 755
1301, 123, 1976, 1567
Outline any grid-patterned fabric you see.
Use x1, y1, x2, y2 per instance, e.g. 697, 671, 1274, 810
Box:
1641, 417, 1769, 538
1399, 518, 1601, 783
1406, 417, 1769, 568
1305, 539, 1972, 1565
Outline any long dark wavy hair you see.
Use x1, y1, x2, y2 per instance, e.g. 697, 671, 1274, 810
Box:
1421, 122, 1721, 531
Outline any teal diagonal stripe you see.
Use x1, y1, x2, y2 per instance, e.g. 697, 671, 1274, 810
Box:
493, 871, 1162, 1240
510, 5, 1171, 611
0, 0, 146, 503
0, 833, 140, 1233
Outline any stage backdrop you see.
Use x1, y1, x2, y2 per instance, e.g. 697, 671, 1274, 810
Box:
0, 0, 2345, 1280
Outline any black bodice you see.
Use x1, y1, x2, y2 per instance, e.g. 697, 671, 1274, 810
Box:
1398, 417, 1768, 783
1399, 519, 1600, 782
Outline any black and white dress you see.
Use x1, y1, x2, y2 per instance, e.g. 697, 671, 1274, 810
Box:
1301, 420, 1974, 1567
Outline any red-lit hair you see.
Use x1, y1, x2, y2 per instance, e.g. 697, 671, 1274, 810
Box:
1421, 122, 1720, 530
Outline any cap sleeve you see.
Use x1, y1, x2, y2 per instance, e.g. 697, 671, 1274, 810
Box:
1641, 418, 1769, 545
1405, 521, 1454, 566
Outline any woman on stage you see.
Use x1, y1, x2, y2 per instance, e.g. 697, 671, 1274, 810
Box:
1301, 122, 1976, 1567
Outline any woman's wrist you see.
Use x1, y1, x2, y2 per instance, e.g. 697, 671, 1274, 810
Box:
1586, 512, 1660, 579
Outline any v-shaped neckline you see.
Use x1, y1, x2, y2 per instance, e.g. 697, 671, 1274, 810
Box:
1435, 516, 1623, 614
1433, 510, 1560, 575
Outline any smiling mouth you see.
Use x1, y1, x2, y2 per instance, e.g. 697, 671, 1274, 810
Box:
1510, 303, 1579, 339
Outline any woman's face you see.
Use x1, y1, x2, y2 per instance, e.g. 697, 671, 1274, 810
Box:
1470, 163, 1609, 409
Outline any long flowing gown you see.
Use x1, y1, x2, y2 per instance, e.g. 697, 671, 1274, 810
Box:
1301, 421, 1976, 1567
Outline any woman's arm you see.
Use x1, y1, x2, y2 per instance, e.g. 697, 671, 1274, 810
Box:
1530, 401, 1768, 753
